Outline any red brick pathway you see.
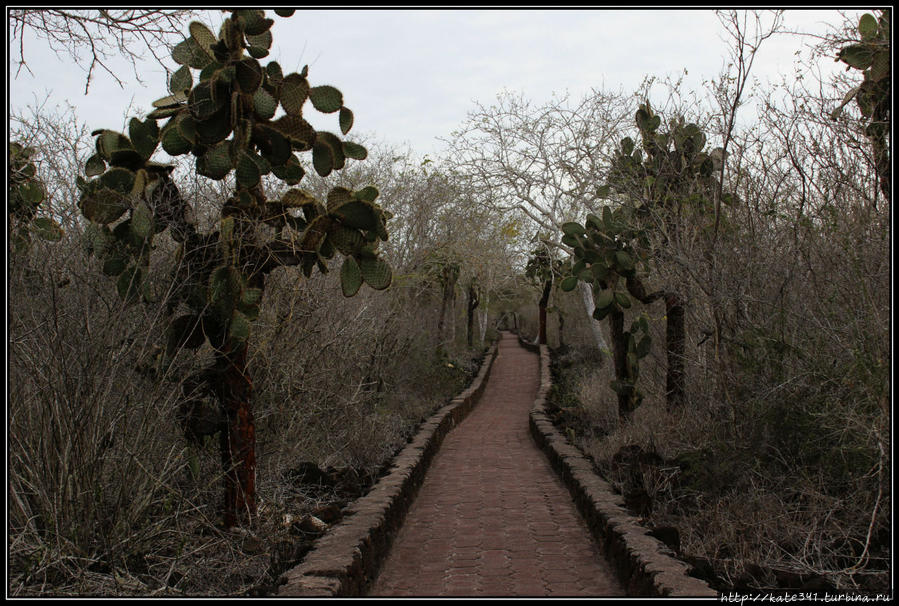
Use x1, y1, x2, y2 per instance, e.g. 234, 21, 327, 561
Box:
368, 332, 625, 597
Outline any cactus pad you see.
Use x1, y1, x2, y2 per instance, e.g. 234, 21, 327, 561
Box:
308, 85, 343, 113
358, 256, 392, 290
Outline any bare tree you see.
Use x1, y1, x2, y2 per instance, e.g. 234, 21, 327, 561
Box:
710, 9, 785, 241
9, 101, 95, 229
444, 88, 635, 356
9, 9, 197, 93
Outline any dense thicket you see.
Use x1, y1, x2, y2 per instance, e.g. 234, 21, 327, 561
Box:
522, 10, 890, 593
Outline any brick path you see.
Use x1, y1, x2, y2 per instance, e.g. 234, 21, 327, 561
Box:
368, 332, 625, 597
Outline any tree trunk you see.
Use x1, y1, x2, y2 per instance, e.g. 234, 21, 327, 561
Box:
466, 282, 479, 347
665, 293, 686, 411
215, 340, 256, 528
557, 308, 565, 349
578, 281, 611, 358
538, 279, 551, 345
449, 293, 457, 344
478, 293, 489, 344
437, 284, 450, 350
867, 89, 891, 205
608, 308, 632, 417
437, 275, 456, 352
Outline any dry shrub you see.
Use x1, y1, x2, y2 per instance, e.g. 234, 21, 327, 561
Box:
549, 72, 889, 590
573, 366, 619, 437
250, 264, 478, 476
8, 224, 485, 596
9, 236, 197, 594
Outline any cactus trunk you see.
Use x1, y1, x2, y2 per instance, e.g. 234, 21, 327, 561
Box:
478, 297, 488, 345
437, 280, 453, 351
609, 308, 632, 418
557, 309, 565, 349
466, 283, 479, 347
538, 278, 551, 345
215, 340, 256, 527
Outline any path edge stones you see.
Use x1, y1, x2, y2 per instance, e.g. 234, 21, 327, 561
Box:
277, 342, 500, 597
521, 336, 718, 597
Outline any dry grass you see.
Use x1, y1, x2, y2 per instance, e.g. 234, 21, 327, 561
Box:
545, 178, 889, 592
548, 230, 890, 593
550, 334, 889, 591
7, 228, 487, 597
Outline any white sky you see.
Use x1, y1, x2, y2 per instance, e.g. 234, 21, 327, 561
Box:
9, 8, 861, 159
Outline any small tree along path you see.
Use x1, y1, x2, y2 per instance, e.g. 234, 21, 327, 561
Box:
368, 332, 624, 596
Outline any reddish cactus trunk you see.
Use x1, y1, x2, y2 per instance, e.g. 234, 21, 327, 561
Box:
216, 340, 256, 527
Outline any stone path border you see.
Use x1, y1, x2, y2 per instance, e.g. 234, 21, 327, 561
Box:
522, 336, 718, 597
277, 344, 499, 597
367, 332, 623, 597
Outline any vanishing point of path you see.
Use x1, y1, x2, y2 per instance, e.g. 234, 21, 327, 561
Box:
368, 332, 625, 597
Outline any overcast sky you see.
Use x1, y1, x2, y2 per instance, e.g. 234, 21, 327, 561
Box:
9, 8, 860, 159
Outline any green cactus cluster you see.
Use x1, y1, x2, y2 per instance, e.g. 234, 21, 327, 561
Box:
422, 249, 462, 291
558, 103, 732, 415
76, 9, 392, 354
559, 103, 729, 301
609, 315, 652, 410
833, 10, 890, 120
832, 10, 890, 201
9, 142, 63, 251
150, 12, 366, 183
559, 103, 736, 305
609, 103, 733, 218
524, 243, 561, 285
558, 204, 647, 321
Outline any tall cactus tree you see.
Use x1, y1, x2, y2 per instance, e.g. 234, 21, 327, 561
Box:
558, 207, 655, 416
76, 9, 393, 527
421, 249, 461, 354
832, 9, 890, 204
561, 103, 735, 416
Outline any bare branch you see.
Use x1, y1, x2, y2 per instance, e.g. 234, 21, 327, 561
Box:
8, 9, 198, 94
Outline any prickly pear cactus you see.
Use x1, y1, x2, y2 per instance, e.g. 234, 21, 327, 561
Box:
74, 9, 394, 527
558, 207, 651, 414
77, 9, 393, 353
832, 10, 890, 200
558, 204, 647, 322
608, 102, 734, 222
833, 10, 890, 119
9, 142, 63, 252
559, 103, 730, 415
524, 243, 561, 287
525, 242, 563, 344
